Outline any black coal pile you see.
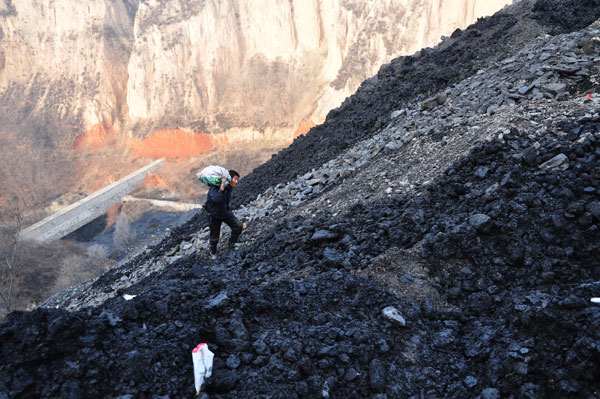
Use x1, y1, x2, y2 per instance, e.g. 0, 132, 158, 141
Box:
2, 1, 600, 399
232, 0, 600, 207
532, 0, 600, 34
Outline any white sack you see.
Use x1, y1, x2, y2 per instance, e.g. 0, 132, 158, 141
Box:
192, 343, 214, 394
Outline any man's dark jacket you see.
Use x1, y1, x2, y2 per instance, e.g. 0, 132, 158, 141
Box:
204, 185, 234, 220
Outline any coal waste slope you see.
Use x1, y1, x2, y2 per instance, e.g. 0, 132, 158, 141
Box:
232, 0, 600, 206
2, 3, 600, 399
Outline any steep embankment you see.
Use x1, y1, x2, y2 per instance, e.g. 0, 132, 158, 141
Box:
1, 1, 600, 398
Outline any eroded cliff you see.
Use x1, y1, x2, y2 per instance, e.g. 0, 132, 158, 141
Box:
126, 0, 513, 137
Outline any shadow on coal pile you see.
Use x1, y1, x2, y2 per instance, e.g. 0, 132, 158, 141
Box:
532, 0, 600, 35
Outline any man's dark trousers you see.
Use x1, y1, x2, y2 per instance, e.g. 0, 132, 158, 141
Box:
209, 214, 243, 253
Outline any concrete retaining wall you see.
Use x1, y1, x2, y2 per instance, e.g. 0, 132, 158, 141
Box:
21, 160, 164, 243
122, 196, 203, 212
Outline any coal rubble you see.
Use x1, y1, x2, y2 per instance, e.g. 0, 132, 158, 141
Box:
3, 2, 600, 399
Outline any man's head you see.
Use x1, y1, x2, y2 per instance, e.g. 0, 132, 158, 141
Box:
229, 170, 240, 187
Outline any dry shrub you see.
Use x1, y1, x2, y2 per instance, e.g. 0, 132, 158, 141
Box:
0, 234, 108, 321
86, 244, 108, 260
51, 252, 107, 294
114, 212, 135, 251
0, 207, 22, 318
0, 128, 82, 215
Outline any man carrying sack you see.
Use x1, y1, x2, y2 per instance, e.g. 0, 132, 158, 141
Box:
200, 168, 242, 258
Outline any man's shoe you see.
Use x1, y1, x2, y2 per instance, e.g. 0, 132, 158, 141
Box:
210, 252, 217, 260
209, 241, 217, 255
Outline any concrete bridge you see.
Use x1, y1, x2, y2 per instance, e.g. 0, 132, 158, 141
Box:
21, 160, 164, 243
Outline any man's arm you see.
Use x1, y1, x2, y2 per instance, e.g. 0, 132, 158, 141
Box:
207, 185, 226, 203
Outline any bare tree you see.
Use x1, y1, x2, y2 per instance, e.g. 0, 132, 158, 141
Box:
51, 251, 108, 294
114, 212, 134, 251
0, 199, 22, 314
86, 244, 108, 261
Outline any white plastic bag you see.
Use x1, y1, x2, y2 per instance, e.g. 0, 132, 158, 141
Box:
192, 343, 214, 394
196, 165, 231, 187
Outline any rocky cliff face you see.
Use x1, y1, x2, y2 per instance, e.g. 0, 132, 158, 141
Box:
0, 0, 511, 146
0, 0, 135, 135
126, 0, 513, 139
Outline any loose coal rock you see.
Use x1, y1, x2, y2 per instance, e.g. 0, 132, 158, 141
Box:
382, 306, 407, 326
369, 359, 387, 393
481, 387, 500, 399
469, 214, 491, 230
3, 3, 600, 399
311, 230, 340, 242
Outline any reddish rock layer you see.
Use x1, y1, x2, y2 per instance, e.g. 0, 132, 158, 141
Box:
74, 122, 117, 149
128, 129, 213, 159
